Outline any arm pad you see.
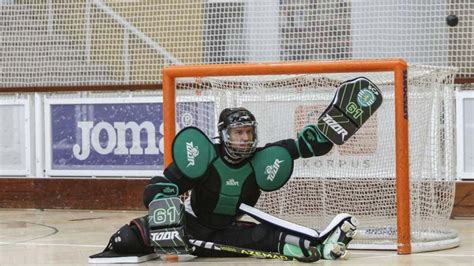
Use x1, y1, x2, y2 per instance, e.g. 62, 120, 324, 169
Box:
296, 125, 333, 158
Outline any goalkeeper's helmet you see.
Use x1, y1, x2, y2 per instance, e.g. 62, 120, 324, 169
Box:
218, 107, 258, 160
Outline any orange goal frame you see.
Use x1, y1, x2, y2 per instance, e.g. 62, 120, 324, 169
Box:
162, 59, 411, 254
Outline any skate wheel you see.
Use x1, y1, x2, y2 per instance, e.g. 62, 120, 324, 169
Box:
350, 217, 360, 227
339, 250, 350, 260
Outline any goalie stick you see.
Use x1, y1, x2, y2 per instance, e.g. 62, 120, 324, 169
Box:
188, 238, 319, 263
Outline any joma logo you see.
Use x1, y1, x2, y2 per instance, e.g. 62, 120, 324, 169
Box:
186, 142, 199, 167
265, 159, 284, 182
322, 114, 348, 142
73, 121, 160, 160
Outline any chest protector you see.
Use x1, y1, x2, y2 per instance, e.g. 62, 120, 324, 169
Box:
172, 127, 293, 215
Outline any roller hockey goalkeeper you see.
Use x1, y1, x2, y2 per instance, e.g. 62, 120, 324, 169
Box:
89, 77, 382, 264
148, 77, 382, 261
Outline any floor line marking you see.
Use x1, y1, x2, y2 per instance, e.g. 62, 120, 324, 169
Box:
352, 252, 474, 258
0, 241, 103, 248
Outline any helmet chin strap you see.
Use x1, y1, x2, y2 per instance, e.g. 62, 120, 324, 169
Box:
222, 145, 246, 164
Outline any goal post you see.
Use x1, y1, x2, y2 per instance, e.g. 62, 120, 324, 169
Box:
161, 59, 458, 254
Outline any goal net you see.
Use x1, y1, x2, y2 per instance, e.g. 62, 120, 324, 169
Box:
163, 60, 458, 253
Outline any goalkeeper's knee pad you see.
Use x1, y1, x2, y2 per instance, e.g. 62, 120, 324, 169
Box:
148, 197, 191, 254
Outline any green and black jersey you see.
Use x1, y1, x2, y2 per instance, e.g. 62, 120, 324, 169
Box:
145, 127, 300, 228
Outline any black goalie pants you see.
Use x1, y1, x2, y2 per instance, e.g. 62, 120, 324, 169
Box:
185, 212, 283, 257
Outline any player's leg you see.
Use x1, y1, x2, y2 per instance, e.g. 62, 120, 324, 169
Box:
88, 216, 157, 263
91, 196, 198, 264
185, 213, 259, 258
148, 197, 191, 254
90, 193, 190, 263
239, 203, 359, 260
185, 213, 321, 262
317, 213, 358, 259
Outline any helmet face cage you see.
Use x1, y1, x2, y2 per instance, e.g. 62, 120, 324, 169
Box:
218, 108, 258, 159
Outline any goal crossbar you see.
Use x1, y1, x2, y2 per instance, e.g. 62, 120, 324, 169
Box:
162, 59, 411, 254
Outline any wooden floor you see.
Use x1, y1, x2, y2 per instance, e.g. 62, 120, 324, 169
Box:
0, 209, 472, 265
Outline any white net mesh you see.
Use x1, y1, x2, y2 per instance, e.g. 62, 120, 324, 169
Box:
0, 0, 472, 87
174, 65, 458, 251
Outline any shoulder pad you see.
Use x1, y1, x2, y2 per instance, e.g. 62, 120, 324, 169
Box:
251, 145, 293, 191
172, 127, 216, 179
